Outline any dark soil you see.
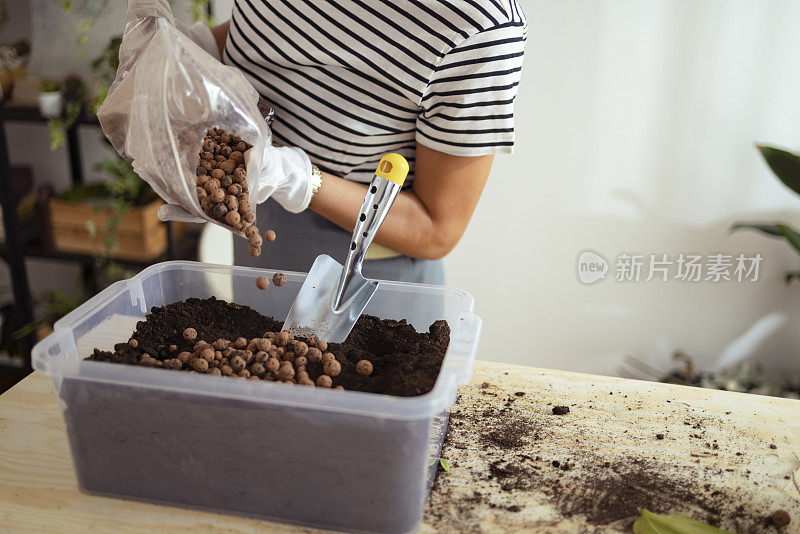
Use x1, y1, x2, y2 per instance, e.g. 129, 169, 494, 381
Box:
86, 297, 449, 397
426, 383, 791, 533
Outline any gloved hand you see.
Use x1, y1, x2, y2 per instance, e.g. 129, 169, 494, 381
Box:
157, 144, 313, 222
99, 0, 312, 235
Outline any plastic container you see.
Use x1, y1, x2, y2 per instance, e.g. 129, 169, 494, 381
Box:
32, 261, 481, 533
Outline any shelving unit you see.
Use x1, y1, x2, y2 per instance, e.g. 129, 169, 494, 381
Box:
0, 99, 198, 383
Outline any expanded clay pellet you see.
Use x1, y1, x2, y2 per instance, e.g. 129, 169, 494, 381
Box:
323, 359, 341, 377
102, 323, 373, 392
356, 360, 373, 376
194, 128, 263, 257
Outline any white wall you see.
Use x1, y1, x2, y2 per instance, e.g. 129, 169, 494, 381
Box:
7, 1, 800, 377
444, 0, 800, 376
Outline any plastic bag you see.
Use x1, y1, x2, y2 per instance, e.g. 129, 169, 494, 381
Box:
97, 0, 276, 234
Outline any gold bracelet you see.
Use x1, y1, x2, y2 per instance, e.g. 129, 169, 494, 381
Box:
310, 164, 323, 197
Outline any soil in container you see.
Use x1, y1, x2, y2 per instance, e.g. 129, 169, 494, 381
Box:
65, 297, 453, 532
87, 297, 450, 396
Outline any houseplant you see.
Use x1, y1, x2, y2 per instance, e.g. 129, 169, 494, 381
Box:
37, 79, 62, 118
732, 144, 800, 283
652, 145, 800, 399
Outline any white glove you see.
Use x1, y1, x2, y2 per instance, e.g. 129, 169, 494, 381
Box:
157, 144, 313, 223
254, 145, 314, 214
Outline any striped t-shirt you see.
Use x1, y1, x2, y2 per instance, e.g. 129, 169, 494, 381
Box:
224, 0, 527, 184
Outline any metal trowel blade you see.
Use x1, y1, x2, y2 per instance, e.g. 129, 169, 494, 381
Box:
283, 254, 378, 343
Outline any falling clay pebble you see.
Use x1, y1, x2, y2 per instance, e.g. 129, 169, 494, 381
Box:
249, 232, 263, 248
356, 360, 373, 376
256, 276, 270, 290
183, 328, 197, 341
265, 229, 277, 242
316, 375, 333, 388
273, 273, 287, 287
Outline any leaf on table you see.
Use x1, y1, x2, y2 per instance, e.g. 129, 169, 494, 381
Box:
633, 509, 732, 534
440, 459, 451, 473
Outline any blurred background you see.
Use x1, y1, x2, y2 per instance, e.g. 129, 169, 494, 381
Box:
1, 1, 798, 395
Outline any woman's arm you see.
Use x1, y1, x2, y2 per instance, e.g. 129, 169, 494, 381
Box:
210, 21, 230, 58
309, 143, 492, 260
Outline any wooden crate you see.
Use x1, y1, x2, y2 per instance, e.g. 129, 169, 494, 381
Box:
49, 198, 170, 261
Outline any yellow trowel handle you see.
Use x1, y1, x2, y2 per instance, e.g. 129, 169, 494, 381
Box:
332, 154, 409, 309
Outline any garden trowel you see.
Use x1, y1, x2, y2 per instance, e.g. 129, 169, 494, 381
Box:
283, 154, 409, 343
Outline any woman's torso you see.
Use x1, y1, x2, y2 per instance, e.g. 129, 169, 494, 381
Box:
223, 0, 521, 183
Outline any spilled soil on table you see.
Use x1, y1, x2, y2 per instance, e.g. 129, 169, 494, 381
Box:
425, 383, 793, 533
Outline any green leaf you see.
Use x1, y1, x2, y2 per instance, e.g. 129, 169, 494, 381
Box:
439, 459, 451, 473
103, 235, 117, 250
757, 144, 800, 197
633, 510, 732, 534
731, 222, 800, 257
778, 223, 800, 256
730, 223, 784, 237
85, 220, 97, 238
48, 118, 67, 150
12, 322, 37, 340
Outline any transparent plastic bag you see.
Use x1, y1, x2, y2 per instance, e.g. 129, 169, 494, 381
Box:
97, 0, 276, 235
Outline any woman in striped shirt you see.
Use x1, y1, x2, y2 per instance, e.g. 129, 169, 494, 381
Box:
194, 0, 526, 284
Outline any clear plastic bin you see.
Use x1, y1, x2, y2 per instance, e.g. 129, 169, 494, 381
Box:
32, 261, 481, 533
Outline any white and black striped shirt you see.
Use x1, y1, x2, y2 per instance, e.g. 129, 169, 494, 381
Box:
224, 0, 526, 184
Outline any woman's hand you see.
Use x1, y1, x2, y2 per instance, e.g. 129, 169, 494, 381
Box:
309, 143, 493, 260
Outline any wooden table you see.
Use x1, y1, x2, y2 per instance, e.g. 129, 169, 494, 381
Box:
1, 362, 798, 533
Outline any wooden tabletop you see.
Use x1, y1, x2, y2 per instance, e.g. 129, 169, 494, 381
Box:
1, 362, 798, 533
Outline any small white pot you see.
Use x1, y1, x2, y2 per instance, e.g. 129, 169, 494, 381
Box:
38, 91, 63, 118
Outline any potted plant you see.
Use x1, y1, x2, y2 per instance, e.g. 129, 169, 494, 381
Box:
48, 160, 177, 261
37, 79, 62, 118
732, 144, 800, 282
